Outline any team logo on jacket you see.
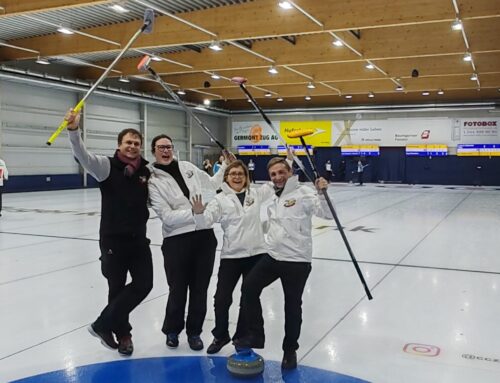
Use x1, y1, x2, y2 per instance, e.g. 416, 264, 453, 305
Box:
283, 199, 296, 207
245, 197, 255, 207
185, 170, 194, 178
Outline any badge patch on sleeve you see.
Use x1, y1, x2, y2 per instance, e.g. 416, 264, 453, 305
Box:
185, 170, 194, 178
245, 197, 255, 207
283, 199, 296, 207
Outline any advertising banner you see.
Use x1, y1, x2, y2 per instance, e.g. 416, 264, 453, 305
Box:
280, 121, 332, 147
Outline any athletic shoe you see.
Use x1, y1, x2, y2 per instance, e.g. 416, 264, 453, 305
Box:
206, 336, 231, 354
188, 335, 204, 351
281, 350, 297, 370
166, 333, 179, 348
88, 322, 118, 350
118, 335, 133, 356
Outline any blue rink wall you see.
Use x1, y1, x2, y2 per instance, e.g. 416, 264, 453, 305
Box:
4, 149, 500, 192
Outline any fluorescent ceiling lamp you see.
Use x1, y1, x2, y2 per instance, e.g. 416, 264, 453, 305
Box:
307, 82, 316, 89
395, 85, 404, 91
203, 99, 211, 105
211, 73, 220, 80
422, 91, 430, 96
437, 89, 444, 95
345, 95, 352, 99
332, 39, 343, 47
451, 19, 463, 31
151, 56, 162, 62
57, 26, 74, 34
278, 1, 293, 9
305, 95, 311, 100
35, 57, 50, 65
463, 52, 472, 62
110, 4, 129, 13
268, 66, 278, 74
118, 76, 130, 83
277, 97, 284, 102
368, 92, 375, 98
209, 41, 223, 51
470, 73, 478, 81
265, 92, 272, 97
177, 89, 186, 95
365, 63, 374, 69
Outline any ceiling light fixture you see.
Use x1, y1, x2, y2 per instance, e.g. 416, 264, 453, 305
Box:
118, 76, 130, 83
265, 92, 272, 97
451, 18, 463, 31
277, 97, 284, 102
211, 73, 220, 80
437, 89, 444, 95
177, 89, 186, 95
305, 95, 311, 101
110, 4, 129, 13
203, 99, 211, 106
307, 82, 315, 89
422, 91, 430, 96
151, 56, 162, 62
35, 56, 50, 65
278, 1, 293, 9
470, 73, 478, 81
209, 40, 223, 51
57, 26, 74, 35
463, 52, 472, 62
268, 66, 278, 74
365, 63, 374, 70
332, 39, 343, 47
345, 95, 352, 99
395, 85, 404, 91
368, 92, 375, 98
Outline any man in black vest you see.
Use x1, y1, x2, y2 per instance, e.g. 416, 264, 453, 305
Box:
65, 110, 153, 356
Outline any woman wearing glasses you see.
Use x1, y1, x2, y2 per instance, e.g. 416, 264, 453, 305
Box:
190, 160, 275, 354
148, 134, 231, 351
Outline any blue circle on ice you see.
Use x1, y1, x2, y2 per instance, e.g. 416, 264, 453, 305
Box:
11, 356, 370, 383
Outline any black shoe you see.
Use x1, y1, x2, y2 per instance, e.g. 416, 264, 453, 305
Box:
188, 335, 204, 351
118, 335, 134, 356
281, 350, 297, 370
206, 336, 231, 354
88, 322, 118, 350
166, 333, 179, 348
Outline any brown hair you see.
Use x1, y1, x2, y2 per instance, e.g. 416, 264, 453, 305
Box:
223, 160, 250, 190
118, 128, 143, 145
267, 157, 291, 171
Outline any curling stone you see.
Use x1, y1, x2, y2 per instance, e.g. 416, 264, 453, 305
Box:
227, 349, 265, 377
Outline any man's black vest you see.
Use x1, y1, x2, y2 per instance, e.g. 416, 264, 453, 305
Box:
98, 154, 150, 238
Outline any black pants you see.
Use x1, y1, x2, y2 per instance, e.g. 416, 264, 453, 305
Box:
357, 171, 364, 185
161, 229, 217, 336
249, 170, 255, 183
95, 236, 153, 337
0, 186, 2, 214
212, 254, 264, 340
240, 254, 311, 352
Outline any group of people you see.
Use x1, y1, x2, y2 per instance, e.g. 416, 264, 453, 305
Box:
65, 109, 332, 370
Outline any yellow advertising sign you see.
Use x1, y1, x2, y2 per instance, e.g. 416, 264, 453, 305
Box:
280, 121, 332, 147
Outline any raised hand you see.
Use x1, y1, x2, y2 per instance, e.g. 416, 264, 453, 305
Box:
65, 109, 81, 131
314, 177, 328, 191
191, 194, 206, 214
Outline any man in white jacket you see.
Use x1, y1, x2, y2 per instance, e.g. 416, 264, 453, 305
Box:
148, 134, 232, 351
236, 156, 333, 370
0, 156, 8, 217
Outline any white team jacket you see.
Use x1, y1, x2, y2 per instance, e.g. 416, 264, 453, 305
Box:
194, 182, 275, 259
0, 159, 8, 187
149, 160, 226, 238
266, 176, 333, 263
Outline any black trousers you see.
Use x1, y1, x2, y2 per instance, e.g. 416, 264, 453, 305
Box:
240, 254, 311, 352
212, 254, 264, 340
161, 229, 217, 336
249, 170, 255, 183
0, 186, 2, 213
95, 236, 153, 338
357, 171, 364, 185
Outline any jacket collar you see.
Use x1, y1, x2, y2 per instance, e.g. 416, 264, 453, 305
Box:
275, 175, 299, 197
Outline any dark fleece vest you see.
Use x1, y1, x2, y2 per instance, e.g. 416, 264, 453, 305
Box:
98, 153, 150, 238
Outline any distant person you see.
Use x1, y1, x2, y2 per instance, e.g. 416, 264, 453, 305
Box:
213, 155, 225, 174
202, 159, 213, 176
357, 160, 368, 186
0, 156, 8, 217
325, 160, 333, 182
339, 159, 346, 182
248, 159, 256, 183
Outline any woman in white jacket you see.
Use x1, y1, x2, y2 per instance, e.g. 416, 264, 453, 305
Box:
148, 134, 230, 351
191, 160, 274, 354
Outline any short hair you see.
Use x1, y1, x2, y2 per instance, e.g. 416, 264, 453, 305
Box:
267, 157, 291, 171
151, 134, 173, 154
223, 160, 250, 189
118, 128, 143, 145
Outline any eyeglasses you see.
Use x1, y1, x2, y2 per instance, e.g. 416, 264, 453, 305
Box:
156, 145, 174, 152
228, 172, 245, 178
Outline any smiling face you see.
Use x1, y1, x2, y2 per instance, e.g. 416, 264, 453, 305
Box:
268, 161, 293, 189
153, 137, 175, 165
226, 166, 247, 192
118, 133, 142, 160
